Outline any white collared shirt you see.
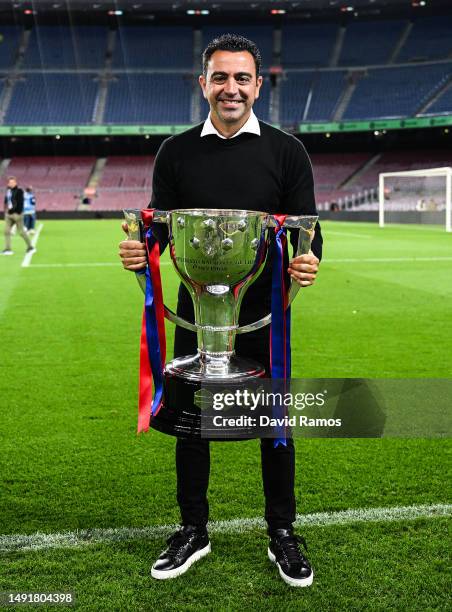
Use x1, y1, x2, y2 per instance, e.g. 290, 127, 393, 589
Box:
200, 110, 261, 139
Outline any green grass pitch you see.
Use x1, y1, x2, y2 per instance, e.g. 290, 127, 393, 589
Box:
0, 219, 451, 611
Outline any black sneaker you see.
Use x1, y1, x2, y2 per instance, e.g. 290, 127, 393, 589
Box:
268, 528, 314, 587
26, 247, 36, 254
151, 525, 211, 580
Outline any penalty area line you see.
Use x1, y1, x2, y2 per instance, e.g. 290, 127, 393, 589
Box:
27, 257, 452, 268
0, 502, 450, 554
28, 261, 172, 268
324, 256, 452, 264
21, 223, 44, 268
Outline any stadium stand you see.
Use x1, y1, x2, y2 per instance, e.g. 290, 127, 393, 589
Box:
97, 156, 154, 189
311, 153, 371, 189
338, 20, 407, 66
281, 23, 338, 67
113, 26, 193, 69
343, 63, 452, 120
350, 150, 452, 192
0, 26, 21, 69
5, 74, 99, 124
5, 156, 94, 186
104, 74, 193, 124
0, 19, 450, 126
23, 26, 109, 68
279, 73, 313, 124
310, 152, 372, 207
2, 150, 450, 212
91, 190, 150, 211
396, 15, 452, 62
304, 71, 348, 122
1, 156, 96, 211
422, 83, 452, 115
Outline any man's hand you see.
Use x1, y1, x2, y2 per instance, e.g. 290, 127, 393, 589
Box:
119, 222, 147, 271
288, 251, 319, 287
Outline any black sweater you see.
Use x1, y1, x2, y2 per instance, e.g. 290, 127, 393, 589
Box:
149, 120, 322, 322
4, 186, 24, 215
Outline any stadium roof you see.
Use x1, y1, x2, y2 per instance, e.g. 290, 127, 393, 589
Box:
0, 0, 451, 19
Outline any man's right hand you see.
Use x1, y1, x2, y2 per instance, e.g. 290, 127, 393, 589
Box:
119, 222, 147, 271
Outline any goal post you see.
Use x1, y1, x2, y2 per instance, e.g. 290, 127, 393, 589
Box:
379, 167, 452, 232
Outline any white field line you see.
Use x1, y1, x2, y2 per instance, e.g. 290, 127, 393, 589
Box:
0, 503, 450, 554
21, 223, 44, 268
29, 261, 172, 268
325, 256, 452, 264
324, 230, 371, 239
27, 257, 452, 269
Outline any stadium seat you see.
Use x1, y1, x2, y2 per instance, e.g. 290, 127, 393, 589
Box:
343, 63, 452, 120
280, 71, 347, 123
338, 20, 407, 66
23, 26, 109, 68
5, 74, 98, 124
112, 26, 193, 69
104, 74, 192, 125
0, 26, 22, 69
281, 24, 338, 68
397, 15, 452, 62
97, 156, 154, 190
421, 85, 452, 116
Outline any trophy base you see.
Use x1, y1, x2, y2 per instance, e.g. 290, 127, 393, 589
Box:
150, 354, 266, 439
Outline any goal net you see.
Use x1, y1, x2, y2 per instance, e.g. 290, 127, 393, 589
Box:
378, 167, 452, 232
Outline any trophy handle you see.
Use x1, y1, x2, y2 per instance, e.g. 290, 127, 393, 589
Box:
236, 215, 317, 334
123, 209, 317, 335
123, 208, 198, 333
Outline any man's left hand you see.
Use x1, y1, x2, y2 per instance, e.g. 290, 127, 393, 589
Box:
288, 252, 319, 287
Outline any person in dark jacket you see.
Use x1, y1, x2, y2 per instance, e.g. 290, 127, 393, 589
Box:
2, 176, 34, 255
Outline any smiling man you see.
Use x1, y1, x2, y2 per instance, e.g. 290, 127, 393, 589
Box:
199, 45, 263, 137
119, 34, 322, 587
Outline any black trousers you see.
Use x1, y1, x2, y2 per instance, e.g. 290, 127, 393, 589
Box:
176, 437, 296, 531
174, 284, 296, 531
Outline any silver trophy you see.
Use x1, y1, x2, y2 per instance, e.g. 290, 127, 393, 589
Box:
124, 208, 317, 437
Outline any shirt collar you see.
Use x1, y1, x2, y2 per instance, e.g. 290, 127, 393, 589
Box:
200, 110, 261, 139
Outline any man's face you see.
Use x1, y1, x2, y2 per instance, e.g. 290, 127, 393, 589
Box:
7, 179, 16, 189
199, 50, 263, 128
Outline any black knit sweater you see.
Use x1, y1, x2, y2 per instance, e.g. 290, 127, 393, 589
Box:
149, 120, 322, 323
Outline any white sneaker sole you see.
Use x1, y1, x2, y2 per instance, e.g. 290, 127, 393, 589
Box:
268, 547, 314, 587
151, 542, 211, 580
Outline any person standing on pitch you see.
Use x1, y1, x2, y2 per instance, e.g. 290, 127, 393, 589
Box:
2, 177, 35, 255
23, 186, 37, 234
119, 34, 322, 587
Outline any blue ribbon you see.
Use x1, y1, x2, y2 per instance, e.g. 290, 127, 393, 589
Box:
143, 227, 164, 416
271, 222, 291, 448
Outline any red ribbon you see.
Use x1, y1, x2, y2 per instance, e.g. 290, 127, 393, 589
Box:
137, 209, 166, 433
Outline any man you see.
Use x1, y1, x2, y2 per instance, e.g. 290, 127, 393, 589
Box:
2, 177, 35, 255
119, 34, 322, 587
23, 187, 37, 234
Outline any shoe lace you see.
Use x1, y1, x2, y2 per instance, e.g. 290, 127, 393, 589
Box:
166, 530, 193, 558
280, 534, 308, 565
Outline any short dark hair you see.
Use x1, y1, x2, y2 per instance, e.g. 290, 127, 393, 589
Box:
202, 33, 262, 77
